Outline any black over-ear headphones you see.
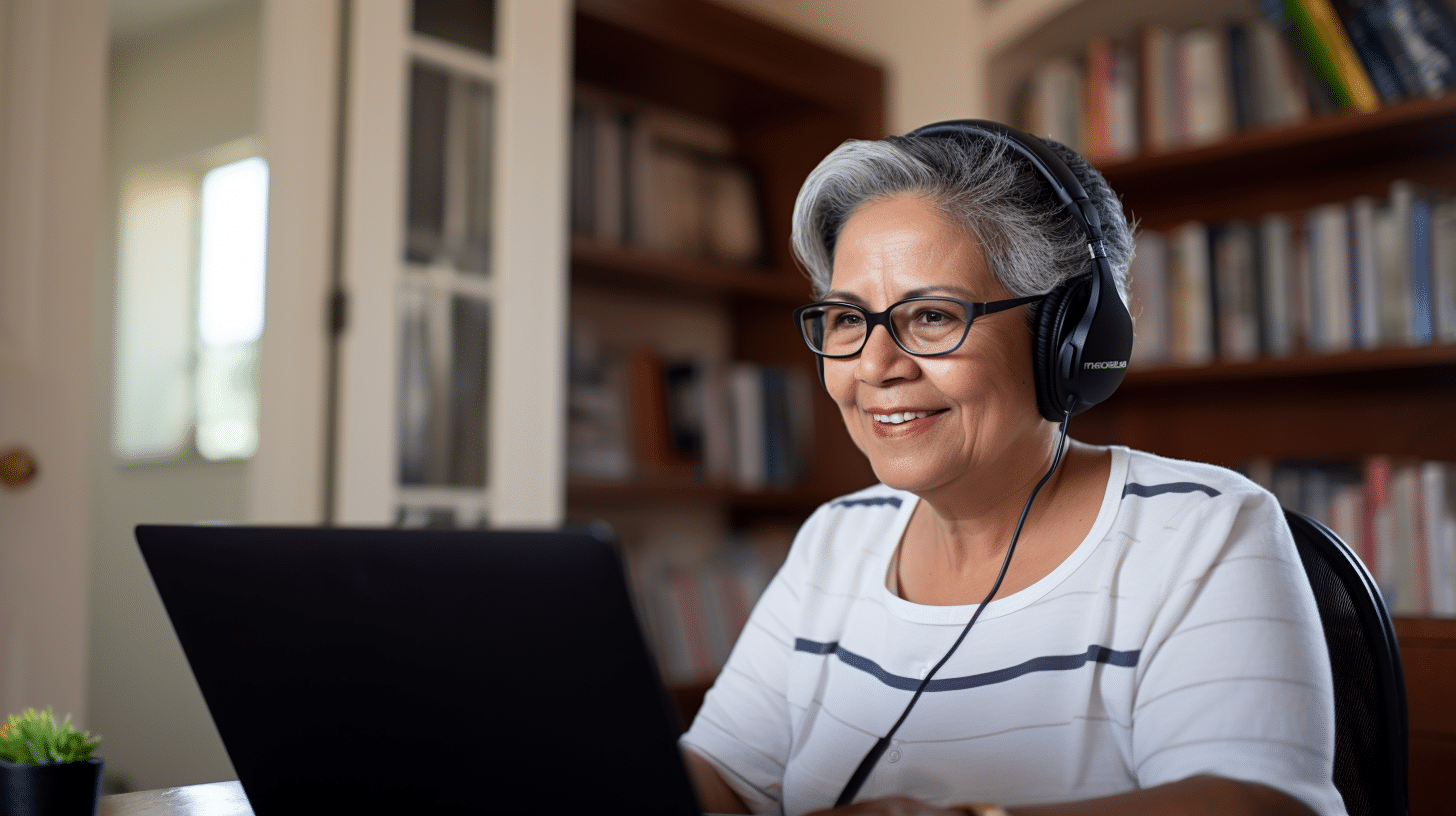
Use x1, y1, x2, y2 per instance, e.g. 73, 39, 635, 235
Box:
814, 120, 1134, 423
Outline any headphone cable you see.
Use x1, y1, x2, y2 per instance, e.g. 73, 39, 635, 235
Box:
833, 411, 1074, 807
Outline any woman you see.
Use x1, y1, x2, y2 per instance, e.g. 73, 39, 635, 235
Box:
677, 122, 1345, 816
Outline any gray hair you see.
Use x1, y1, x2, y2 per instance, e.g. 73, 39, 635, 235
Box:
790, 130, 1134, 309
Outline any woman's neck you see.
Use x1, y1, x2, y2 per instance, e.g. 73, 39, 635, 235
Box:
895, 440, 1108, 606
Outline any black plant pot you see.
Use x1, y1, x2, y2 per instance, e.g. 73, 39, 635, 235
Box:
0, 758, 104, 816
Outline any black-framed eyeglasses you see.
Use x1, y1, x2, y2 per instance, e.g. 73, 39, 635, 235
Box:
793, 294, 1046, 358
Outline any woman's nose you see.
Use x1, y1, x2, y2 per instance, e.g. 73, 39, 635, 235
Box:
854, 323, 917, 384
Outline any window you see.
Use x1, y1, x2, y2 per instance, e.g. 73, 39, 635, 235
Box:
113, 146, 269, 462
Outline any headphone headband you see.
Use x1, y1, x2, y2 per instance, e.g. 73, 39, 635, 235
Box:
904, 119, 1133, 420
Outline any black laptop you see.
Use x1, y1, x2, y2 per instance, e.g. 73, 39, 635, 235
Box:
136, 524, 705, 815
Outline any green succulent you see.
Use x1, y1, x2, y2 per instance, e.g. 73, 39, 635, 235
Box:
0, 708, 100, 766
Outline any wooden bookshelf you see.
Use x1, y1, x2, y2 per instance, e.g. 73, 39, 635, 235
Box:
994, 2, 1456, 808
1395, 617, 1456, 816
565, 0, 882, 693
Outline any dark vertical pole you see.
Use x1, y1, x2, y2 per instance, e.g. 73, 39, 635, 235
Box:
321, 0, 353, 525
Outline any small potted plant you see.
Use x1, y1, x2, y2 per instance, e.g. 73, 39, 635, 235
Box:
0, 708, 103, 816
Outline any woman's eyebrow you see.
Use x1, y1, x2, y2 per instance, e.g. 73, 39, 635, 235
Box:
822, 285, 979, 303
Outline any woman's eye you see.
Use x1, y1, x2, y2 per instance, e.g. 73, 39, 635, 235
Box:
833, 312, 864, 328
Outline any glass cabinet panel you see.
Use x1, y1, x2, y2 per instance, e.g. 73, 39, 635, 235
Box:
396, 2, 498, 518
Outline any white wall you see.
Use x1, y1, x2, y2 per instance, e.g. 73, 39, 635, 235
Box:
713, 0, 987, 134
89, 1, 259, 791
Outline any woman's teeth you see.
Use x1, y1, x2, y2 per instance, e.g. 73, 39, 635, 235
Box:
873, 411, 933, 425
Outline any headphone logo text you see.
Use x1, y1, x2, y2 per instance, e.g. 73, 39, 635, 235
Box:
1082, 360, 1128, 370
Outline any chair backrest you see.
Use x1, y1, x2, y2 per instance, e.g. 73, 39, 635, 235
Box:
1283, 509, 1409, 816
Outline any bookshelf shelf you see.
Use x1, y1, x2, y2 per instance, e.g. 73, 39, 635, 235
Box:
571, 236, 807, 302
1102, 92, 1456, 229
1125, 343, 1456, 385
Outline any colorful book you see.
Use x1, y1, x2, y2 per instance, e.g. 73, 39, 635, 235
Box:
1284, 0, 1384, 113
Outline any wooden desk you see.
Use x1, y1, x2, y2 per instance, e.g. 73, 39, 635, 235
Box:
100, 781, 252, 816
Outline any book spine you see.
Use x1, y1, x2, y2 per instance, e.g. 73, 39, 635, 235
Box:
1430, 194, 1456, 342
1411, 190, 1435, 344
1137, 25, 1179, 153
1284, 0, 1384, 112
1084, 37, 1115, 161
1384, 0, 1456, 94
1329, 0, 1414, 100
1350, 196, 1383, 349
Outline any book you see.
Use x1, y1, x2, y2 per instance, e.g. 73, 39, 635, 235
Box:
1176, 26, 1236, 146
1228, 22, 1259, 131
1025, 56, 1086, 152
1212, 221, 1262, 360
1380, 179, 1418, 345
1329, 0, 1417, 100
1424, 461, 1456, 615
1350, 195, 1383, 349
629, 347, 697, 474
1383, 0, 1456, 95
1084, 37, 1116, 161
1411, 188, 1435, 344
1307, 202, 1355, 352
1168, 221, 1215, 365
1137, 24, 1180, 153
1284, 0, 1384, 113
1128, 229, 1171, 366
1110, 40, 1141, 159
565, 327, 633, 480
728, 363, 766, 490
1430, 194, 1456, 342
700, 157, 765, 265
1258, 212, 1298, 356
1366, 456, 1395, 598
1263, 455, 1456, 614
1248, 16, 1316, 127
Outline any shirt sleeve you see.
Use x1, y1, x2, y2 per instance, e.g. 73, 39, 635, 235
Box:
679, 510, 824, 816
1130, 485, 1347, 816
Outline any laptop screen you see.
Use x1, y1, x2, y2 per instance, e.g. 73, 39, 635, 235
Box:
136, 524, 703, 815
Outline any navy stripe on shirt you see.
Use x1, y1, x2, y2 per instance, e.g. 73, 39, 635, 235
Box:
1123, 482, 1221, 499
794, 638, 1139, 692
831, 496, 903, 509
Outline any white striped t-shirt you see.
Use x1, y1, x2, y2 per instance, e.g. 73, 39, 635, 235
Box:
681, 447, 1346, 816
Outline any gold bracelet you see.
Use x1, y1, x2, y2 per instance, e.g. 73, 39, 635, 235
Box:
958, 804, 1011, 816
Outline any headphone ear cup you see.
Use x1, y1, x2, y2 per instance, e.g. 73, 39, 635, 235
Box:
1031, 276, 1088, 422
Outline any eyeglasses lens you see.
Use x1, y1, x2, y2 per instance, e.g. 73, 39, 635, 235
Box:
800, 299, 971, 356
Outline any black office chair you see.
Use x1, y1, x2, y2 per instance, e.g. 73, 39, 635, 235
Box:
1283, 509, 1408, 816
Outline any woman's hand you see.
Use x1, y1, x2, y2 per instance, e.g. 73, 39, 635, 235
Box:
805, 796, 975, 816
